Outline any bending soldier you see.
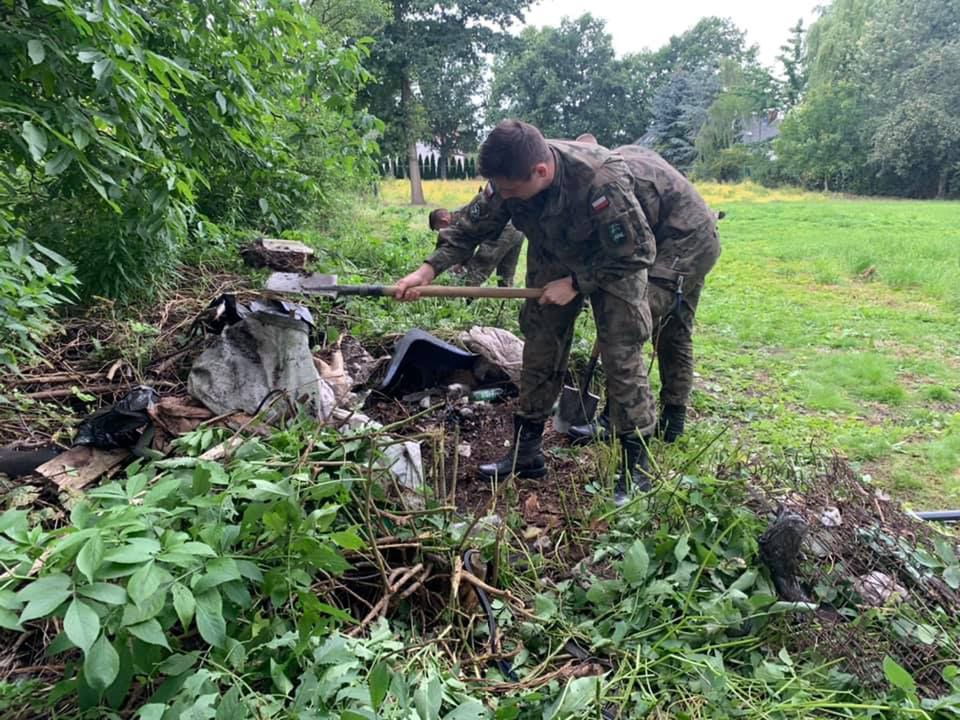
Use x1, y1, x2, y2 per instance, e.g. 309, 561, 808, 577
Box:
570, 134, 721, 443
396, 120, 660, 504
428, 206, 524, 287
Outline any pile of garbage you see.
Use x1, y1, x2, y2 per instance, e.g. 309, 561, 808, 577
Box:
0, 292, 527, 510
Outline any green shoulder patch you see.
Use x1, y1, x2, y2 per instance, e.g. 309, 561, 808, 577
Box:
608, 222, 626, 245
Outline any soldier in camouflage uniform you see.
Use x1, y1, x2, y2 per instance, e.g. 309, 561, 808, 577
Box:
395, 120, 658, 503
569, 137, 720, 443
428, 205, 524, 287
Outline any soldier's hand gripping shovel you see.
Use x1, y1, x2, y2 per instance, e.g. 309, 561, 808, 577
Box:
553, 338, 601, 435
264, 272, 543, 300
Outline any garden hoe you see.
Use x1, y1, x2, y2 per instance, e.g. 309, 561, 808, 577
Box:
264, 272, 542, 300
553, 338, 601, 435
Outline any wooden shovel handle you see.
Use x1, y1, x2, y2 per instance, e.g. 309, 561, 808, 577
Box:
384, 285, 543, 299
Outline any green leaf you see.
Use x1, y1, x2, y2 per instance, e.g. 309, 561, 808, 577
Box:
18, 574, 72, 622
128, 618, 171, 650
65, 599, 100, 653
105, 538, 161, 564
72, 127, 90, 151
0, 509, 29, 536
85, 634, 120, 691
171, 542, 217, 557
158, 652, 199, 676
673, 534, 691, 562
44, 149, 74, 177
331, 529, 366, 550
369, 661, 390, 711
767, 601, 818, 614
883, 655, 917, 693
0, 608, 25, 631
172, 582, 195, 630
533, 593, 558, 620
21, 121, 48, 163
729, 569, 757, 593
192, 558, 241, 594
622, 540, 649, 586
944, 565, 960, 590
543, 676, 599, 720
270, 659, 293, 695
128, 562, 161, 606
92, 58, 114, 81
195, 589, 226, 647
77, 535, 105, 584
28, 40, 45, 65
935, 538, 958, 566
215, 686, 245, 720
414, 674, 442, 720
78, 582, 127, 606
444, 700, 489, 720
138, 704, 166, 720
121, 591, 167, 625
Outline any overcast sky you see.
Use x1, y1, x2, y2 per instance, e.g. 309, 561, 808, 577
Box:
518, 0, 823, 71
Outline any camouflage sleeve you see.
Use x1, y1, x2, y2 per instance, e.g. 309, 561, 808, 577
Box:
426, 185, 511, 274
575, 171, 656, 296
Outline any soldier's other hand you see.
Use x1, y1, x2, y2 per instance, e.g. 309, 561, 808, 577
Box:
539, 276, 578, 306
394, 263, 436, 301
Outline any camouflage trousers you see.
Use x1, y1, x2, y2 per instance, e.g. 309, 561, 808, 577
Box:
647, 275, 706, 407
463, 233, 523, 287
517, 251, 657, 436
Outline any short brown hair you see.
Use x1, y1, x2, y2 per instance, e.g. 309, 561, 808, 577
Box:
428, 208, 450, 231
478, 120, 550, 180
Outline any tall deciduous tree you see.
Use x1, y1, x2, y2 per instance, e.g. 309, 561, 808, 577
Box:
777, 18, 808, 108
418, 55, 482, 180
488, 14, 652, 146
645, 17, 766, 173
365, 0, 531, 204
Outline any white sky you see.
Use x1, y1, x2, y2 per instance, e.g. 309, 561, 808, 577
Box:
518, 0, 823, 70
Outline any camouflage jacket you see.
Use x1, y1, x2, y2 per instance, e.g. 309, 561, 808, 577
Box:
614, 145, 720, 281
426, 140, 656, 296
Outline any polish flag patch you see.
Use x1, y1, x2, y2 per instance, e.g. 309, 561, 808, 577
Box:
483, 182, 494, 199
591, 195, 610, 212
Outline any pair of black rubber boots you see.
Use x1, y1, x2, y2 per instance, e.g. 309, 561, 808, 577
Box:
477, 415, 652, 506
568, 404, 686, 446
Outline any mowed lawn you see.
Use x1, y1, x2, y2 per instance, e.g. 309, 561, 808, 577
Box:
367, 180, 960, 506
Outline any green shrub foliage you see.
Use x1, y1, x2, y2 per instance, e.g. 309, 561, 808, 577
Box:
2, 0, 381, 301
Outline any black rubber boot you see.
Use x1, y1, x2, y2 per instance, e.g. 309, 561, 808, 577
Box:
567, 406, 610, 446
656, 404, 686, 444
478, 415, 547, 482
613, 433, 652, 506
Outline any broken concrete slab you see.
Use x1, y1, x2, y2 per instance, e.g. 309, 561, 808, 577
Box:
241, 238, 314, 271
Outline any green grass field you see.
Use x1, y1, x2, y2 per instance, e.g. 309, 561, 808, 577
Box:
312, 179, 960, 506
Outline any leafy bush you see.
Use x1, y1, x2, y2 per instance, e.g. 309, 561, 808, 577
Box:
2, 1, 380, 301
0, 232, 79, 372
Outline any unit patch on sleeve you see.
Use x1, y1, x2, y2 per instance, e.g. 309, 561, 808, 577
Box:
608, 222, 626, 245
469, 202, 482, 221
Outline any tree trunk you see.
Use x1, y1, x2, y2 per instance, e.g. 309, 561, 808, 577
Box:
937, 170, 947, 199
823, 176, 829, 192
400, 70, 425, 205
439, 151, 448, 180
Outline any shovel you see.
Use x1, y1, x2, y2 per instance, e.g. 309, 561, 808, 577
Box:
265, 272, 542, 300
553, 338, 601, 435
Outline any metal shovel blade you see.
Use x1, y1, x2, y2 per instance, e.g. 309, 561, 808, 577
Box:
553, 384, 599, 435
265, 272, 339, 296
